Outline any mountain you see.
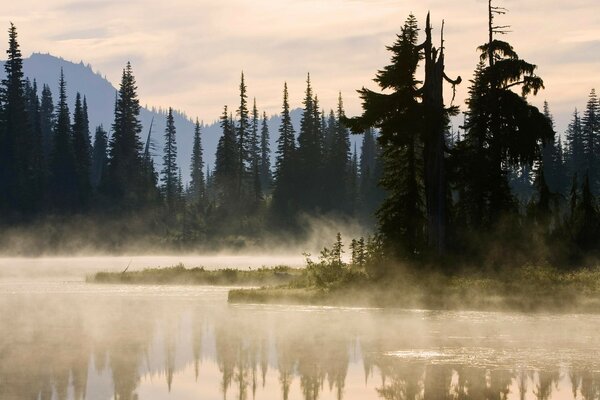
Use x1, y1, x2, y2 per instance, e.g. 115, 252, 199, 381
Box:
0, 53, 361, 183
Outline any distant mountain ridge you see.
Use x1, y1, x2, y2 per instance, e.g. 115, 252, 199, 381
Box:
0, 53, 360, 183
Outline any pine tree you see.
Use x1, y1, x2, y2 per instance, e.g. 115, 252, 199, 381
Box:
358, 128, 382, 221
324, 93, 351, 213
105, 62, 146, 207
236, 72, 251, 199
455, 3, 553, 229
161, 107, 178, 211
72, 92, 92, 206
259, 111, 272, 193
541, 101, 560, 194
49, 69, 78, 210
566, 109, 584, 180
40, 84, 54, 164
348, 15, 426, 258
581, 89, 600, 193
214, 105, 239, 207
250, 98, 261, 201
272, 82, 297, 221
91, 125, 108, 189
296, 74, 323, 211
24, 78, 44, 210
0, 23, 34, 213
189, 118, 205, 204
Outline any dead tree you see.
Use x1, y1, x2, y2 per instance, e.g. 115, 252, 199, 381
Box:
421, 13, 461, 256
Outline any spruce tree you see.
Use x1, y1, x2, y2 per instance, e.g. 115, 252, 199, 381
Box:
348, 15, 426, 257
236, 72, 251, 199
566, 109, 584, 180
189, 118, 205, 204
324, 93, 351, 213
581, 89, 600, 193
455, 3, 553, 229
259, 111, 272, 193
272, 82, 297, 221
214, 105, 239, 207
91, 125, 108, 189
105, 62, 146, 207
71, 92, 92, 207
161, 108, 178, 211
40, 84, 54, 164
49, 69, 78, 210
0, 23, 33, 213
250, 98, 261, 201
296, 74, 323, 211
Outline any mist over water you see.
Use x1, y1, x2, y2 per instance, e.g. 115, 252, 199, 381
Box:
1, 259, 600, 400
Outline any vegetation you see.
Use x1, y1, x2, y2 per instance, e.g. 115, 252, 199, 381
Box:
90, 264, 300, 286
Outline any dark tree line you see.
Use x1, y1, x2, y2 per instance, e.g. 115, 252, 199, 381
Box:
2, 6, 599, 265
0, 24, 380, 247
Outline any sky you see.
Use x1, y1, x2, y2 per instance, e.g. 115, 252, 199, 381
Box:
3, 0, 600, 134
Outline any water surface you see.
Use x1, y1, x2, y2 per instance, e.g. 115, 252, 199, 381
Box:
0, 257, 598, 400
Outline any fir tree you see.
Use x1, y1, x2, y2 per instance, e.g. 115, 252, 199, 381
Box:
189, 118, 205, 204
0, 23, 33, 213
39, 84, 54, 163
259, 111, 272, 193
161, 107, 178, 210
105, 62, 146, 208
91, 125, 108, 189
455, 3, 553, 229
348, 15, 426, 258
272, 82, 297, 221
214, 105, 239, 207
566, 109, 584, 180
236, 72, 251, 199
71, 92, 92, 206
49, 69, 78, 210
324, 93, 351, 213
250, 98, 261, 201
296, 74, 323, 211
581, 89, 600, 193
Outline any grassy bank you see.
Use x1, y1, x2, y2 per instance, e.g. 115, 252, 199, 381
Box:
228, 265, 600, 312
88, 264, 300, 286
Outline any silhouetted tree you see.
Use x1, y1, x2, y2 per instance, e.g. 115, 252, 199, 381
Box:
189, 118, 205, 204
161, 108, 178, 211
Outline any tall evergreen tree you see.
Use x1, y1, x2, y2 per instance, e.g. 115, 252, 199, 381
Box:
348, 15, 426, 258
105, 62, 146, 208
236, 72, 251, 199
272, 82, 297, 221
259, 111, 272, 193
566, 109, 584, 180
0, 23, 34, 213
214, 105, 239, 207
455, 2, 553, 229
40, 84, 54, 164
189, 118, 205, 204
581, 89, 600, 193
250, 98, 261, 201
324, 93, 351, 213
161, 108, 178, 210
296, 74, 323, 211
71, 92, 92, 206
49, 69, 78, 210
91, 125, 108, 189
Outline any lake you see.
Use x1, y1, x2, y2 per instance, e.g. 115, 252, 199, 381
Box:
1, 257, 599, 400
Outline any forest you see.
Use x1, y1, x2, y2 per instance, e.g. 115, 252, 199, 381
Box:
1, 2, 599, 273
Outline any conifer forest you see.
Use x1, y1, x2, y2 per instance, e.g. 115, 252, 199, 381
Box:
2, 2, 599, 272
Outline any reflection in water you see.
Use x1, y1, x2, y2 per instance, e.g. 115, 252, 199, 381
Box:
1, 282, 600, 400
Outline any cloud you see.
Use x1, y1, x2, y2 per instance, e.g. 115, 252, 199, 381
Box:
2, 0, 599, 134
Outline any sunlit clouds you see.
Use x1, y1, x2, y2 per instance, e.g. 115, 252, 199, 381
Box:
5, 0, 599, 131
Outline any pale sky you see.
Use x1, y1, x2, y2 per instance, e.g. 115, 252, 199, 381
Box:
4, 0, 600, 133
